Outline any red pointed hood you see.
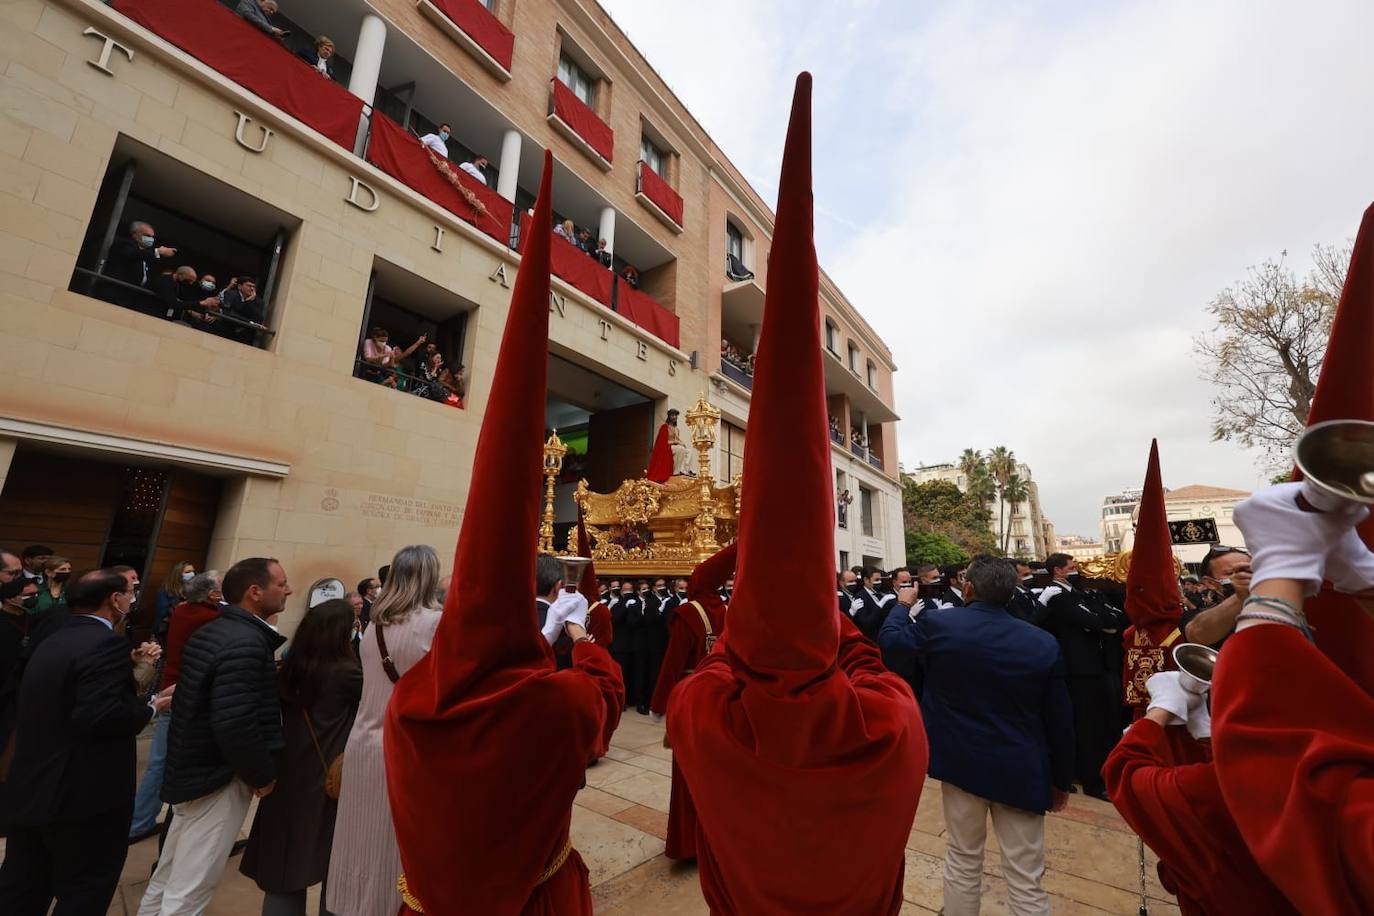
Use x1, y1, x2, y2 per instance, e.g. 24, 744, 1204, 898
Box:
723, 73, 837, 692
689, 542, 737, 605
1295, 202, 1374, 692
416, 151, 556, 700
574, 509, 599, 605
1124, 440, 1182, 629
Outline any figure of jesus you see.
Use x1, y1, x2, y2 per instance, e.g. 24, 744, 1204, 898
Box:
667, 409, 695, 477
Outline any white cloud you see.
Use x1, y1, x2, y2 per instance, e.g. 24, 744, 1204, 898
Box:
601, 0, 1374, 533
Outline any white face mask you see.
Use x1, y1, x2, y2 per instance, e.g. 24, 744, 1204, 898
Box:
1021, 574, 1034, 583
182, 571, 195, 582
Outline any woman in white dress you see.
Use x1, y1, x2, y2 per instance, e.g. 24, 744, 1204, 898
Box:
326, 545, 444, 916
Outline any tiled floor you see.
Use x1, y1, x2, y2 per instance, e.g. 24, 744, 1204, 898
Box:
4, 715, 1181, 915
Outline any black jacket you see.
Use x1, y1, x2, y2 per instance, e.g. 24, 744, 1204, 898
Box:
106, 236, 161, 288
162, 606, 286, 803
2, 616, 152, 825
610, 596, 638, 653
1040, 581, 1118, 677
296, 48, 336, 80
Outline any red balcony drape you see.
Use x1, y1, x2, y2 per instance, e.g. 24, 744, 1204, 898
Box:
637, 161, 683, 226
366, 114, 513, 244
518, 214, 614, 306
550, 79, 614, 163
111, 0, 364, 150
615, 281, 680, 349
429, 0, 514, 71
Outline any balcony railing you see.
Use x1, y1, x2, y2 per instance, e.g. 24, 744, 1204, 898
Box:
549, 78, 614, 168
353, 359, 463, 407
73, 269, 277, 348
418, 0, 514, 77
636, 160, 683, 230
720, 358, 752, 390
867, 452, 883, 470
850, 442, 867, 458
113, 0, 365, 150
830, 427, 844, 446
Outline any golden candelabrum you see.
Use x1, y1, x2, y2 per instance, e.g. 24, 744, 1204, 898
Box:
539, 429, 567, 554
686, 394, 721, 555
572, 394, 740, 576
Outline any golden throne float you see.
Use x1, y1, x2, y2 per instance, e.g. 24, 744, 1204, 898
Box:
540, 395, 741, 577
1075, 551, 1185, 583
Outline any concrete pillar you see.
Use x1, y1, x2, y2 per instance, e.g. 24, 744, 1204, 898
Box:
496, 129, 522, 203
598, 207, 616, 257
347, 14, 387, 156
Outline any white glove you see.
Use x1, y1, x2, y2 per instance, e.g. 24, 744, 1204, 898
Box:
1184, 689, 1212, 741
541, 591, 589, 645
1232, 483, 1369, 595
650, 712, 664, 725
1322, 526, 1374, 594
1144, 672, 1189, 726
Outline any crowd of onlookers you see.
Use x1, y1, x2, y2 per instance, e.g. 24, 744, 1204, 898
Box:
99, 220, 270, 344
720, 340, 754, 376
552, 219, 641, 289
357, 327, 464, 407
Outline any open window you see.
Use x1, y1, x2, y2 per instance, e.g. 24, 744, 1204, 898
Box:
69, 135, 293, 349
355, 258, 475, 407
725, 219, 753, 281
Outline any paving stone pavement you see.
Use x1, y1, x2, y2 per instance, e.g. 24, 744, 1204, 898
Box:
1, 714, 1181, 915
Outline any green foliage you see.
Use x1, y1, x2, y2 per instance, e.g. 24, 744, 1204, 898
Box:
902, 478, 998, 558
905, 530, 969, 568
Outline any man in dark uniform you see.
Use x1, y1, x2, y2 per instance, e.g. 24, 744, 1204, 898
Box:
1008, 560, 1046, 625
854, 566, 895, 640
608, 582, 639, 708
1038, 552, 1121, 800
937, 563, 968, 607
632, 579, 670, 714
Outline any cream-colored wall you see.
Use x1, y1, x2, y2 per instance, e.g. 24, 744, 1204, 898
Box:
0, 0, 704, 628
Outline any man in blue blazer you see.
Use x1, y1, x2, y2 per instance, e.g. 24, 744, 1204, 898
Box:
879, 555, 1074, 916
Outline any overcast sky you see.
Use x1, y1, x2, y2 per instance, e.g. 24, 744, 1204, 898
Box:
601, 0, 1374, 535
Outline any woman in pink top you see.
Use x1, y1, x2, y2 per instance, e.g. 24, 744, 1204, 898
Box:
360, 326, 425, 389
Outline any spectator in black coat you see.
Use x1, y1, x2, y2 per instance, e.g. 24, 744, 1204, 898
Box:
138, 558, 291, 916
235, 0, 285, 38
0, 569, 174, 916
218, 276, 268, 343
297, 35, 336, 80
151, 265, 203, 323
105, 220, 176, 308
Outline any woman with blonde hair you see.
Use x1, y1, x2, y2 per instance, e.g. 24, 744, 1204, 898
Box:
326, 545, 443, 916
153, 559, 196, 638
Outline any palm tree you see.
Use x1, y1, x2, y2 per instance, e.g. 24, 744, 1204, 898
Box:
958, 448, 983, 485
1000, 474, 1030, 555
987, 446, 1016, 552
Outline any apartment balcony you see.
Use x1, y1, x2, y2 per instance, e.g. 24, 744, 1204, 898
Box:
824, 349, 898, 423
548, 78, 613, 171
417, 0, 514, 80
720, 357, 752, 390
636, 160, 683, 233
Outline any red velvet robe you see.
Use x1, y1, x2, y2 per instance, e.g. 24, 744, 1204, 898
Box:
646, 424, 672, 483
649, 597, 725, 861
386, 642, 624, 915
667, 617, 925, 914
1104, 719, 1296, 915
1212, 623, 1374, 914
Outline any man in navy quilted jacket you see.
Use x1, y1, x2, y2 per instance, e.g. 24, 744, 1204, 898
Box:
138, 558, 290, 916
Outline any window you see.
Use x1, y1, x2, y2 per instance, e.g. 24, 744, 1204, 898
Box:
839, 550, 850, 573
866, 360, 877, 389
640, 135, 665, 176
355, 259, 474, 407
836, 471, 849, 529
725, 222, 744, 263
847, 342, 860, 372
557, 53, 595, 107
825, 320, 838, 353
718, 421, 745, 483
70, 135, 292, 350
859, 487, 876, 537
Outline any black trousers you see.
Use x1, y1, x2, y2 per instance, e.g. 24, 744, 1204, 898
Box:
610, 649, 635, 706
1065, 674, 1118, 794
0, 810, 130, 916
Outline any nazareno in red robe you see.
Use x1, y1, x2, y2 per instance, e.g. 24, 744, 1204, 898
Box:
667, 74, 926, 915
650, 543, 734, 861
1212, 623, 1374, 914
384, 152, 625, 916
1104, 718, 1297, 915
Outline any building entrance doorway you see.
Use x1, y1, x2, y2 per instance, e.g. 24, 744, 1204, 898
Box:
0, 445, 223, 640
545, 354, 658, 551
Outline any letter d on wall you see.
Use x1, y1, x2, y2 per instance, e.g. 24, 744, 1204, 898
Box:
345, 177, 380, 212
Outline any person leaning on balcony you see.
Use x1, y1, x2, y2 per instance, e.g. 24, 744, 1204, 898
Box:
151, 266, 203, 323
459, 155, 489, 185
218, 276, 267, 343
577, 226, 596, 255
553, 218, 573, 241
236, 0, 286, 39
107, 220, 176, 291
620, 264, 640, 289
362, 327, 426, 388
297, 35, 335, 79
594, 238, 613, 268
418, 124, 450, 158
